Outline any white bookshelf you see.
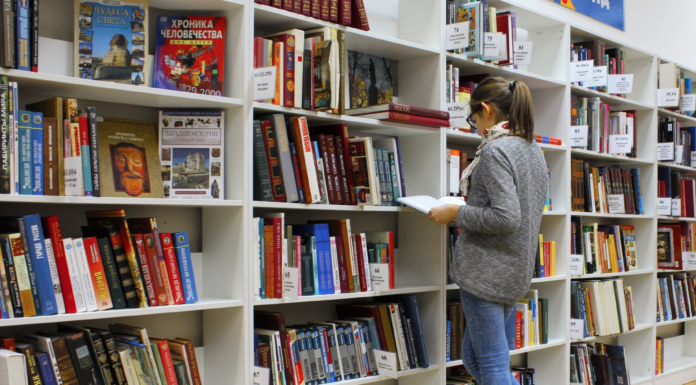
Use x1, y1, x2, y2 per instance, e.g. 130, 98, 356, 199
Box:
0, 0, 693, 384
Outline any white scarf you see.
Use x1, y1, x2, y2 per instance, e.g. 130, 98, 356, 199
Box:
459, 121, 510, 198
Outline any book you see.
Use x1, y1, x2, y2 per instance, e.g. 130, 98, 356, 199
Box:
126, 217, 173, 306
75, 0, 148, 85
353, 111, 450, 128
83, 237, 113, 311
149, 338, 177, 385
159, 233, 185, 305
346, 103, 448, 119
347, 51, 397, 110
172, 232, 197, 304
96, 117, 164, 198
78, 115, 93, 196
0, 349, 27, 385
154, 16, 226, 96
253, 120, 274, 202
72, 238, 99, 312
0, 77, 8, 194
15, 343, 41, 385
60, 331, 103, 385
131, 233, 158, 307
15, 0, 29, 71
109, 323, 162, 385
61, 238, 89, 313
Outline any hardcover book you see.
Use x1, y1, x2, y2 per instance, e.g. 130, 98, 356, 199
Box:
154, 16, 226, 96
97, 117, 164, 198
347, 51, 397, 109
74, 0, 149, 85
158, 111, 224, 199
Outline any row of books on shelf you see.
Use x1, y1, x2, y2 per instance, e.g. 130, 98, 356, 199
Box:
570, 343, 630, 385
0, 210, 197, 319
254, 299, 428, 385
659, 62, 695, 116
658, 118, 696, 166
446, 365, 537, 385
570, 40, 627, 98
656, 273, 696, 323
254, 116, 406, 206
570, 278, 636, 338
657, 223, 694, 271
253, 0, 370, 31
0, 82, 226, 199
570, 219, 639, 275
0, 323, 200, 385
570, 161, 644, 215
658, 168, 696, 218
570, 96, 637, 158
253, 214, 394, 299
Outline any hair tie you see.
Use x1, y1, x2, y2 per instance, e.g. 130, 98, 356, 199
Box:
509, 81, 516, 91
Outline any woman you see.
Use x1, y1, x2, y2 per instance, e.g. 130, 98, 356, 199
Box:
429, 77, 548, 384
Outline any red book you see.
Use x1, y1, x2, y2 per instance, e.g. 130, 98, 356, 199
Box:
83, 237, 113, 311
127, 218, 174, 305
283, 0, 293, 11
131, 234, 158, 307
269, 34, 296, 108
0, 336, 15, 351
160, 233, 185, 304
326, 136, 344, 204
496, 13, 516, 66
354, 235, 367, 292
359, 111, 450, 128
78, 116, 89, 147
302, 0, 311, 15
253, 37, 265, 68
346, 102, 451, 120
543, 242, 550, 278
150, 338, 178, 385
293, 0, 302, 13
329, 0, 338, 22
311, 0, 320, 18
515, 311, 522, 349
334, 235, 349, 293
40, 216, 78, 313
309, 123, 356, 205
320, 0, 329, 20
264, 225, 274, 299
312, 134, 338, 204
171, 338, 202, 385
338, 0, 351, 25
264, 217, 283, 299
272, 0, 282, 8
261, 120, 287, 202
143, 233, 171, 306
350, 0, 370, 31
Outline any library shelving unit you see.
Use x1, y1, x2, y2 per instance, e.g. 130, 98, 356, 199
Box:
2, 0, 696, 384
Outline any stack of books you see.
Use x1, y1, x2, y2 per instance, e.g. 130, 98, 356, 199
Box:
346, 103, 450, 128
570, 220, 639, 274
570, 343, 630, 384
656, 273, 696, 322
571, 278, 636, 338
253, 0, 370, 31
570, 161, 644, 214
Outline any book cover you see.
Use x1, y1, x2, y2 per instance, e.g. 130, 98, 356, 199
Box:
16, 343, 42, 385
36, 351, 58, 385
72, 238, 99, 312
160, 233, 185, 305
347, 51, 397, 109
96, 117, 164, 198
30, 112, 43, 195
158, 111, 224, 199
313, 40, 332, 111
15, 0, 29, 71
131, 233, 157, 307
154, 16, 226, 96
1, 1, 14, 69
83, 237, 113, 311
348, 138, 379, 206
74, 0, 148, 85
0, 77, 8, 194
61, 331, 103, 385
172, 232, 198, 304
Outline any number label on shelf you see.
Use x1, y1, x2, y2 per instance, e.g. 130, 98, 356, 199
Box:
658, 88, 680, 107
691, 151, 696, 164
283, 267, 299, 299
672, 199, 681, 217
681, 94, 696, 111
657, 198, 672, 216
584, 66, 608, 88
608, 134, 632, 154
570, 126, 588, 147
607, 74, 633, 94
446, 22, 470, 51
657, 142, 675, 161
483, 32, 505, 60
253, 66, 277, 101
570, 319, 585, 340
513, 41, 533, 65
570, 254, 583, 275
253, 366, 270, 385
571, 60, 593, 82
607, 194, 626, 214
369, 263, 390, 291
684, 252, 696, 270
374, 350, 398, 378
447, 102, 469, 128
675, 145, 684, 164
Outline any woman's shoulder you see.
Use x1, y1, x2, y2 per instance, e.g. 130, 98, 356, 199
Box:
484, 136, 537, 154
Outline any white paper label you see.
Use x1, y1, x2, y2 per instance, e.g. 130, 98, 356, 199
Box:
374, 350, 398, 378
570, 126, 588, 147
685, 252, 696, 270
369, 263, 390, 291
570, 319, 585, 340
253, 366, 270, 385
570, 254, 583, 275
513, 41, 533, 65
584, 67, 608, 88
691, 151, 696, 164
609, 135, 632, 154
483, 32, 505, 60
283, 267, 299, 299
672, 199, 681, 217
675, 145, 684, 163
64, 156, 83, 196
681, 95, 696, 111
446, 22, 470, 51
571, 60, 594, 83
607, 74, 633, 94
657, 198, 672, 216
447, 102, 469, 128
658, 88, 680, 107
657, 142, 675, 161
253, 67, 277, 101
607, 194, 626, 214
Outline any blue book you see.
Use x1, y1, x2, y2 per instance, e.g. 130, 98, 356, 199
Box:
321, 224, 334, 295
253, 333, 259, 367
79, 118, 93, 197
36, 351, 57, 385
296, 224, 327, 295
579, 289, 589, 337
31, 112, 43, 195
357, 325, 370, 375
18, 111, 32, 195
605, 345, 630, 385
172, 231, 198, 304
317, 327, 335, 382
686, 78, 693, 116
22, 214, 57, 315
259, 218, 265, 299
382, 295, 429, 368
446, 321, 451, 362
15, 0, 30, 71
311, 236, 318, 296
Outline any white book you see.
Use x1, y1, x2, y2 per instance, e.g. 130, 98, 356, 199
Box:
330, 39, 339, 110
62, 238, 87, 313
63, 156, 84, 196
109, 324, 163, 385
71, 238, 98, 312
294, 117, 321, 204
351, 236, 360, 292
43, 240, 66, 314
359, 233, 371, 292
0, 349, 27, 385
396, 195, 466, 215
24, 334, 63, 385
329, 237, 341, 294
389, 303, 409, 371
348, 321, 368, 377
449, 150, 460, 195
343, 220, 357, 292
118, 347, 139, 385
253, 218, 261, 301
614, 279, 630, 332
310, 322, 345, 380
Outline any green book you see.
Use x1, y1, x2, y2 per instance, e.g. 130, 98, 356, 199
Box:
96, 236, 127, 309
150, 342, 168, 385
539, 298, 549, 345
173, 360, 191, 385
301, 236, 315, 297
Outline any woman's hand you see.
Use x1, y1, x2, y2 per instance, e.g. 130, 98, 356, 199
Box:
428, 204, 460, 225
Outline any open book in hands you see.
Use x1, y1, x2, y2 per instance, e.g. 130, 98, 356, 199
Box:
396, 195, 466, 214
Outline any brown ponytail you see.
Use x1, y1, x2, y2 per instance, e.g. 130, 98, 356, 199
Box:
470, 76, 535, 142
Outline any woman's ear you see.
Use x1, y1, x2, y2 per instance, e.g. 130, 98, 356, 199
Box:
481, 102, 493, 119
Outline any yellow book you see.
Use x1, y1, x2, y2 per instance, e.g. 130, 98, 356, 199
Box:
538, 234, 544, 275
550, 241, 556, 276
607, 234, 619, 273
0, 233, 36, 317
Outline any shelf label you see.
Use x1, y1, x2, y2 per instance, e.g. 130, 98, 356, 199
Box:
675, 145, 684, 163
658, 88, 680, 107
570, 319, 585, 340
682, 94, 696, 111
446, 22, 470, 51
608, 134, 632, 154
584, 66, 608, 88
253, 366, 270, 385
657, 198, 672, 216
570, 126, 588, 147
691, 151, 696, 164
571, 60, 594, 83
253, 66, 277, 101
607, 194, 625, 214
672, 199, 681, 217
374, 350, 398, 378
483, 32, 505, 60
447, 102, 469, 129
283, 267, 299, 299
513, 41, 533, 65
64, 157, 83, 197
570, 254, 583, 276
684, 252, 696, 270
369, 263, 390, 291
607, 74, 633, 94
657, 142, 675, 161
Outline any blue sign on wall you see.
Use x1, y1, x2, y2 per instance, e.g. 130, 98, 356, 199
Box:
552, 0, 625, 31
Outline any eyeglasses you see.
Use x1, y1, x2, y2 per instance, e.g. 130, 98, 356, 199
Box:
467, 104, 481, 131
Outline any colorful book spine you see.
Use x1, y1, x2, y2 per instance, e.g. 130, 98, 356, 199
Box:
78, 116, 93, 196
86, 107, 100, 197
95, 237, 127, 310
14, 0, 29, 71
84, 237, 113, 311
62, 238, 88, 313
3, 233, 35, 316
18, 110, 32, 195
30, 112, 42, 194
132, 234, 158, 307
160, 233, 185, 305
21, 214, 57, 315
0, 77, 8, 194
172, 232, 198, 304
72, 238, 99, 312
42, 238, 65, 314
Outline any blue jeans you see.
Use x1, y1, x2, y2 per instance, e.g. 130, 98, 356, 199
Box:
460, 289, 519, 385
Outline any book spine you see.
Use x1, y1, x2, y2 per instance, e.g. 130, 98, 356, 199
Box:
292, 117, 320, 203
42, 118, 58, 195
11, 82, 17, 194
0, 245, 10, 318
105, 228, 139, 308
329, 0, 338, 22
388, 153, 400, 204
273, 42, 283, 105
17, 344, 42, 385
62, 238, 87, 313
157, 341, 178, 385
183, 341, 202, 385
339, 0, 350, 25
84, 237, 113, 311
320, 0, 329, 20
86, 107, 100, 197
78, 116, 93, 196
302, 45, 312, 110
31, 112, 43, 195
73, 238, 99, 312
96, 237, 126, 309
272, 0, 282, 7
15, 0, 28, 71
101, 332, 127, 385
293, 0, 302, 13
160, 233, 185, 304
91, 334, 116, 385
132, 234, 158, 307
36, 352, 57, 385
1, 0, 13, 68
301, 0, 311, 16
0, 238, 23, 317
387, 103, 451, 119
30, 0, 37, 71
0, 77, 8, 194
261, 121, 287, 202
273, 115, 299, 203
143, 234, 169, 306
173, 232, 198, 304
311, 0, 320, 18
383, 111, 450, 127
21, 215, 59, 315
118, 222, 149, 308
42, 239, 65, 314
18, 111, 32, 194
350, 0, 370, 31
273, 220, 283, 298
283, 36, 296, 107
253, 120, 275, 202
289, 143, 305, 203
283, 0, 293, 11
319, 135, 337, 204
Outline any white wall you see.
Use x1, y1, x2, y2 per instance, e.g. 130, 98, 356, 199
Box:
506, 0, 696, 67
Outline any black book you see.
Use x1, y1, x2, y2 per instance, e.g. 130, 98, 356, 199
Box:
302, 48, 312, 110
396, 303, 416, 369
1, 0, 14, 68
0, 237, 22, 317
16, 343, 43, 385
94, 329, 126, 385
253, 120, 274, 202
59, 331, 104, 385
58, 324, 114, 385
80, 227, 127, 309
